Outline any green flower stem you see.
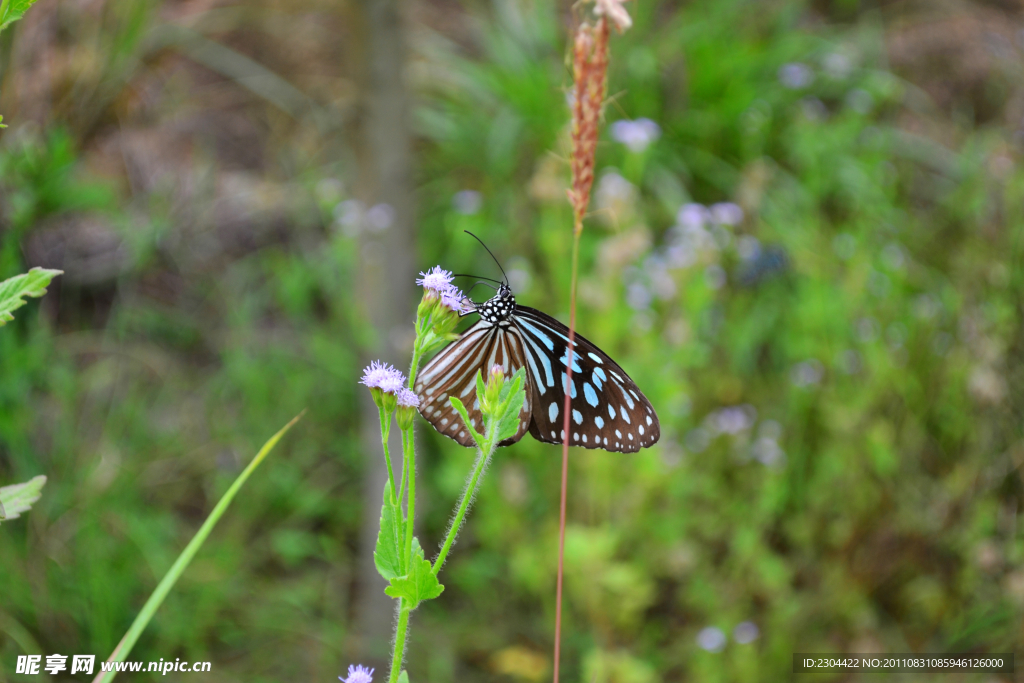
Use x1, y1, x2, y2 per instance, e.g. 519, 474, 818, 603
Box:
432, 423, 497, 576
92, 413, 303, 683
388, 602, 411, 683
379, 407, 397, 503
402, 426, 416, 572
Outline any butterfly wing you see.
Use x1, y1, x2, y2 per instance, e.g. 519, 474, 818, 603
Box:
414, 322, 534, 447
512, 306, 660, 453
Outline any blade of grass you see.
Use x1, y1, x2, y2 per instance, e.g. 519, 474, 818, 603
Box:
92, 411, 305, 683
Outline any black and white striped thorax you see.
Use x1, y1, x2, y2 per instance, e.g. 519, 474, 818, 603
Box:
415, 283, 660, 453
476, 283, 516, 327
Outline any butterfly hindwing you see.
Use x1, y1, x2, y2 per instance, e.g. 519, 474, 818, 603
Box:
414, 321, 533, 447
513, 306, 660, 453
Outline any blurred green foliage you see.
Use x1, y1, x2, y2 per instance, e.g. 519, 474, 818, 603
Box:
2, 0, 1023, 681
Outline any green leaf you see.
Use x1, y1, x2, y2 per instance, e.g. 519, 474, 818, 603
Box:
384, 537, 444, 609
495, 369, 527, 443
0, 114, 6, 129
397, 671, 410, 683
449, 396, 484, 445
373, 480, 404, 581
0, 0, 42, 33
0, 268, 62, 326
0, 475, 46, 522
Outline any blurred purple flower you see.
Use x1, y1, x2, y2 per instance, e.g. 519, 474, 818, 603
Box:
416, 266, 455, 292
779, 62, 813, 89
714, 405, 756, 435
677, 203, 710, 230
710, 202, 744, 226
452, 190, 483, 215
610, 118, 661, 153
365, 203, 395, 231
340, 665, 374, 683
396, 388, 420, 408
697, 626, 727, 653
823, 52, 854, 79
790, 359, 824, 387
734, 621, 760, 644
737, 235, 761, 261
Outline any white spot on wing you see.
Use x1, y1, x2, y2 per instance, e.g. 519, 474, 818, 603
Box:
549, 402, 558, 422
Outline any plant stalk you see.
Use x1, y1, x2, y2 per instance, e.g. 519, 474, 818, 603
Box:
432, 424, 496, 576
388, 603, 411, 683
553, 228, 581, 683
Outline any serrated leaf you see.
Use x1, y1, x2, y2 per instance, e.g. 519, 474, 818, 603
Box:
397, 671, 409, 683
495, 370, 527, 443
384, 537, 444, 609
0, 0, 42, 33
0, 268, 62, 326
0, 475, 46, 523
449, 396, 484, 446
373, 480, 403, 581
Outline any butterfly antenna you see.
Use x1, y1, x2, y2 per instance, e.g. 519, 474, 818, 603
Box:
464, 231, 508, 285
452, 273, 504, 285
465, 280, 498, 299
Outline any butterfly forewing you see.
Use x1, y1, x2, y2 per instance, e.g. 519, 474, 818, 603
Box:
414, 322, 533, 447
513, 306, 660, 453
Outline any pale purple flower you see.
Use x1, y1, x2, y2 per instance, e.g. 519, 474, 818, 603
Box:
779, 62, 813, 89
360, 361, 403, 390
710, 202, 744, 226
610, 118, 661, 153
440, 285, 468, 314
697, 626, 727, 653
416, 266, 455, 292
396, 388, 420, 408
452, 190, 483, 215
790, 359, 824, 387
734, 621, 760, 644
365, 203, 395, 231
340, 664, 374, 683
677, 203, 710, 230
378, 370, 406, 395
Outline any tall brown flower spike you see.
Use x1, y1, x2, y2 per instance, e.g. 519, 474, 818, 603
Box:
555, 4, 629, 682
567, 18, 610, 233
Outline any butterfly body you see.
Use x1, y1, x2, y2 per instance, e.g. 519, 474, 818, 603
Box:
415, 283, 660, 453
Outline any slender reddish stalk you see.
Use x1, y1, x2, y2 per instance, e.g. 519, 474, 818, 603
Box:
554, 16, 610, 683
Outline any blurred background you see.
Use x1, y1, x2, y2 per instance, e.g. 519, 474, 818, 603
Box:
2, 0, 1023, 680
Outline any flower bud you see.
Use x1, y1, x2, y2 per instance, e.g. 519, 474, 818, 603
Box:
395, 388, 420, 429
481, 364, 504, 416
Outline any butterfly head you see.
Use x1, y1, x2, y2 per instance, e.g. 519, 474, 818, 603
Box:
477, 283, 516, 325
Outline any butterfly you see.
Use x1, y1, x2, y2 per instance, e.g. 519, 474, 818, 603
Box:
414, 264, 660, 453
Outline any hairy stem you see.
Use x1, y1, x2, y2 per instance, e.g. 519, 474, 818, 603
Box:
379, 407, 397, 502
402, 426, 416, 572
388, 602, 411, 683
432, 424, 496, 576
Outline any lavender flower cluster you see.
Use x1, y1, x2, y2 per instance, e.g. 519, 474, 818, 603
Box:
339, 664, 374, 683
360, 361, 419, 408
416, 266, 468, 315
